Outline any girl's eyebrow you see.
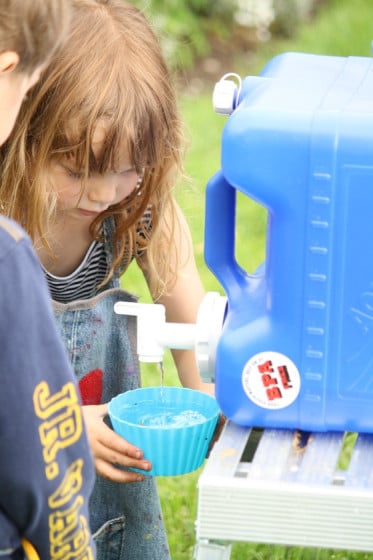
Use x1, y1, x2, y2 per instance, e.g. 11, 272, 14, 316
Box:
60, 160, 136, 176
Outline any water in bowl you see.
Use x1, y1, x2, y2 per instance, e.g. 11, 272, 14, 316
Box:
123, 400, 207, 428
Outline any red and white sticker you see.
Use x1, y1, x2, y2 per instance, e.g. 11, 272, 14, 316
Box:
242, 351, 300, 409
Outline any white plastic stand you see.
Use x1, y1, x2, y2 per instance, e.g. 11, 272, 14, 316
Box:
194, 421, 373, 559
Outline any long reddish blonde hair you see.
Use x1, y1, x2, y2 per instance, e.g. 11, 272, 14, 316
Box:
0, 0, 185, 298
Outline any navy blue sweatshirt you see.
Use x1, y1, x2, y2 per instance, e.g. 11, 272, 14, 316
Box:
0, 217, 96, 559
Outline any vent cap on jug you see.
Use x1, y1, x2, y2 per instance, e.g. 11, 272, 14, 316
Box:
213, 73, 242, 115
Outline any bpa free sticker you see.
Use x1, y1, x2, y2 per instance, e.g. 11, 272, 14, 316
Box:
242, 351, 301, 409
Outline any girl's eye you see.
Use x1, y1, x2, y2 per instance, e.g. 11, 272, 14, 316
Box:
66, 168, 83, 180
120, 168, 136, 176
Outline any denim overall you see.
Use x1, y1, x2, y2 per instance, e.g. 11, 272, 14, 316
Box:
52, 218, 170, 560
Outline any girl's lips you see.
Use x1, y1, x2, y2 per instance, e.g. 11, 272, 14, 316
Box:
78, 208, 101, 217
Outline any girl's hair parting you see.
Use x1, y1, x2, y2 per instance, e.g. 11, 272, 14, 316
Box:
0, 0, 186, 298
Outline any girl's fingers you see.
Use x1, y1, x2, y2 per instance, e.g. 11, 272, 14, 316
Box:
83, 403, 152, 481
95, 458, 148, 483
93, 438, 152, 470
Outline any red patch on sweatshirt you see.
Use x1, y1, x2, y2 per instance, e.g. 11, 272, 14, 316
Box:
78, 369, 103, 405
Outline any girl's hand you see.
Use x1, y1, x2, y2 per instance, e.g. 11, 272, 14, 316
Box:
207, 413, 226, 457
83, 404, 152, 483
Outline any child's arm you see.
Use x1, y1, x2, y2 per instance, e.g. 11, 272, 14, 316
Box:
157, 253, 213, 394
0, 221, 96, 559
144, 201, 215, 394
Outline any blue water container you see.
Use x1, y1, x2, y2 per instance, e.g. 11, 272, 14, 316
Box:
205, 52, 373, 432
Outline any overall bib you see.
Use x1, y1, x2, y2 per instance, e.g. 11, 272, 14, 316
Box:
52, 219, 170, 560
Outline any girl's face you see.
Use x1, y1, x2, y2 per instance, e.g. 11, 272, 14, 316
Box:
50, 159, 139, 220
48, 124, 140, 222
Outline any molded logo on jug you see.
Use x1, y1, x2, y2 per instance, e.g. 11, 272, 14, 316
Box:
242, 352, 301, 409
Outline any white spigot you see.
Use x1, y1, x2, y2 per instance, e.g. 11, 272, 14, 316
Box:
114, 291, 227, 382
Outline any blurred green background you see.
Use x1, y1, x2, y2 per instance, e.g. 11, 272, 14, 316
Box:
121, 0, 373, 558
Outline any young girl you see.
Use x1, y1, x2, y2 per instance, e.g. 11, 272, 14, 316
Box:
0, 0, 211, 558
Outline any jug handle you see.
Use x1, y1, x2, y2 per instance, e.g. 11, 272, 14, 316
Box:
204, 170, 252, 305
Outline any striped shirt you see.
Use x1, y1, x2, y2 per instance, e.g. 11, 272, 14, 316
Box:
45, 240, 108, 303
44, 208, 152, 303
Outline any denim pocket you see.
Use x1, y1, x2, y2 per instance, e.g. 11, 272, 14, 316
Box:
94, 516, 126, 560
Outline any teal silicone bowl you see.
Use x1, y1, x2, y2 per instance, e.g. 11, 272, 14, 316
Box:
108, 386, 220, 476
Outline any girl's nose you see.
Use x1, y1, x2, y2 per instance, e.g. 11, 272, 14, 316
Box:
88, 175, 117, 206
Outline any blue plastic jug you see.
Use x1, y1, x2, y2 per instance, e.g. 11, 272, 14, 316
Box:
205, 52, 373, 432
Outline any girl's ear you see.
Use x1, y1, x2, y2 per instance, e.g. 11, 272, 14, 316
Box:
0, 51, 20, 75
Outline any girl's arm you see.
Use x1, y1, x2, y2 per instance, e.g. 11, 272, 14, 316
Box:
144, 201, 215, 395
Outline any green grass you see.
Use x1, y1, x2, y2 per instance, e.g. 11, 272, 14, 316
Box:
122, 0, 373, 557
